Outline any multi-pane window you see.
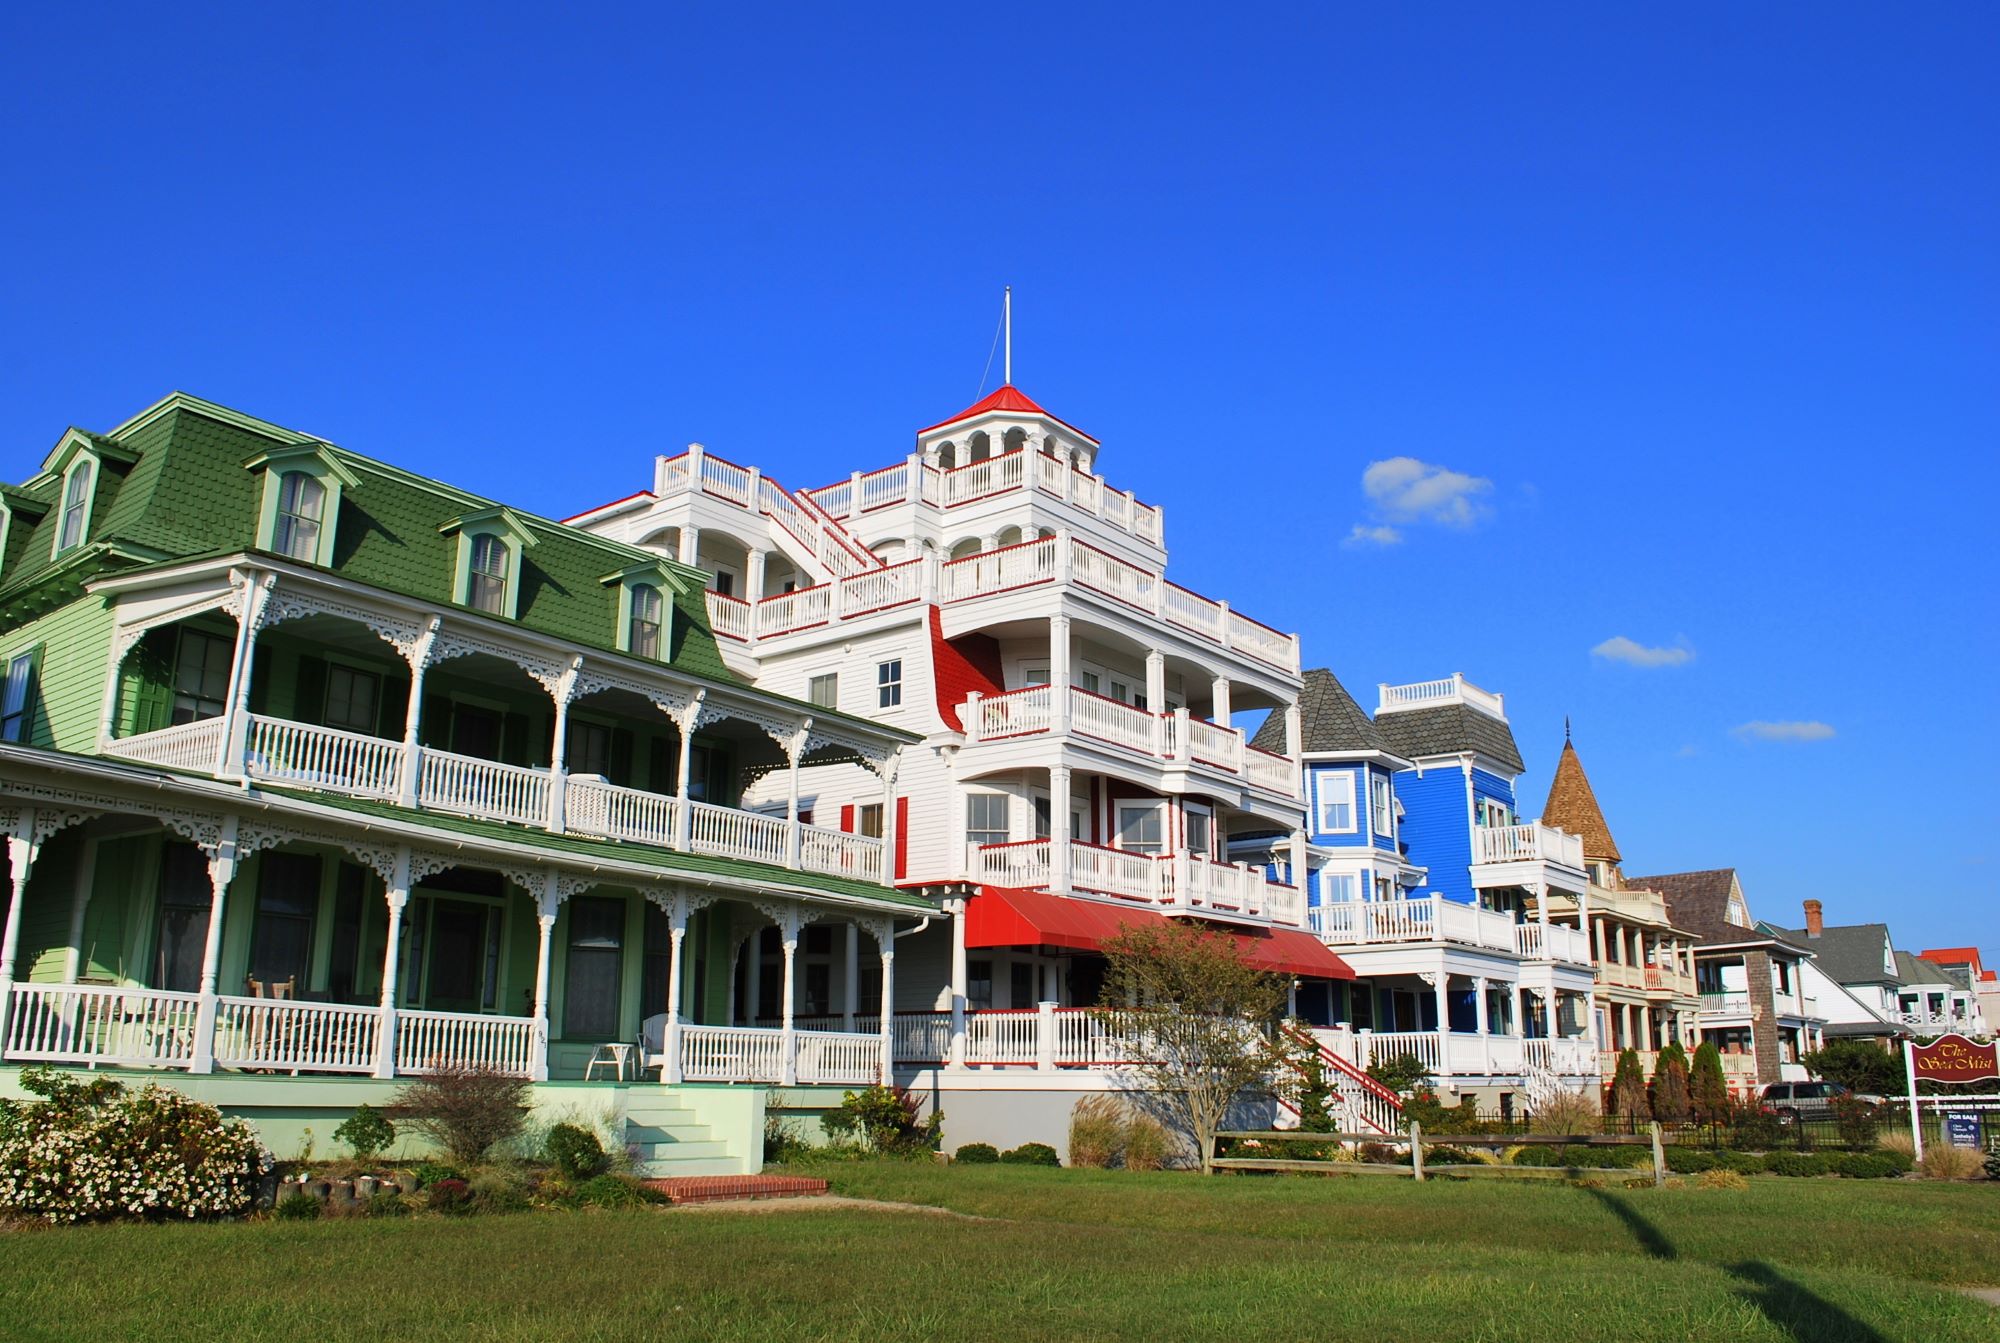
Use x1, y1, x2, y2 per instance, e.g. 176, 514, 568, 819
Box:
152, 843, 212, 993
0, 652, 35, 742
628, 584, 663, 658
1116, 803, 1165, 855
1185, 807, 1212, 858
57, 462, 92, 553
564, 897, 626, 1039
967, 959, 994, 1011
322, 665, 380, 735
567, 721, 612, 776
171, 629, 233, 725
273, 471, 326, 562
1321, 872, 1357, 904
1315, 771, 1356, 833
248, 852, 320, 993
966, 793, 1009, 847
468, 533, 509, 614
856, 803, 884, 838
808, 673, 838, 709
1371, 774, 1394, 836
877, 659, 902, 708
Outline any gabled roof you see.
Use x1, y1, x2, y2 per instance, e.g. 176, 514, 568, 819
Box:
1767, 921, 1901, 986
1624, 868, 1810, 952
1374, 703, 1525, 775
915, 384, 1099, 445
1252, 667, 1387, 755
1896, 951, 1958, 988
1540, 739, 1620, 864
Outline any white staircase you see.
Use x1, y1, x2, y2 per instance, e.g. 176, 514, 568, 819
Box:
1283, 1025, 1406, 1136
663, 446, 884, 587
621, 1092, 744, 1178
1520, 1057, 1575, 1115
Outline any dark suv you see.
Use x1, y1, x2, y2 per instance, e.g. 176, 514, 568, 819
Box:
1759, 1080, 1883, 1121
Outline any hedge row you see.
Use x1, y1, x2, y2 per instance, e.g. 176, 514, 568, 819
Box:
1506, 1145, 1912, 1178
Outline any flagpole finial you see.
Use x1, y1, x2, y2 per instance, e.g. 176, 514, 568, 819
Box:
1565, 715, 1572, 743
1003, 286, 1012, 386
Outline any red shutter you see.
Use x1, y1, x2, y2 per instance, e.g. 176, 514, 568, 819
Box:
840, 804, 854, 833
894, 796, 910, 881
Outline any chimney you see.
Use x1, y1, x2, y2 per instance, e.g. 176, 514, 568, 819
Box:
1803, 899, 1823, 938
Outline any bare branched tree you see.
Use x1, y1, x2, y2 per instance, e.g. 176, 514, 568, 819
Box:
1096, 921, 1288, 1174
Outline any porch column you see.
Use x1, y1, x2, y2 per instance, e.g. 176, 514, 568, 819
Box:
1509, 982, 1524, 1038
1535, 880, 1549, 931
530, 886, 557, 1082
746, 549, 768, 603
664, 897, 687, 1084
842, 923, 859, 1030
1473, 976, 1490, 1035
878, 940, 896, 1082
1145, 651, 1166, 719
190, 818, 240, 1074
398, 620, 439, 808
374, 848, 413, 1079
1050, 615, 1071, 733
949, 896, 968, 1069
546, 658, 582, 833
1544, 985, 1560, 1039
678, 523, 701, 567
785, 722, 810, 871
878, 751, 900, 884
0, 819, 43, 1049
1432, 973, 1450, 1039
673, 691, 705, 851
1287, 828, 1308, 893
1049, 763, 1072, 895
215, 571, 274, 778
1210, 675, 1232, 730
779, 909, 800, 1086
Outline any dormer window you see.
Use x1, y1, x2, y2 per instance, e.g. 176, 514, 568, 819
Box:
273, 471, 326, 561
247, 442, 354, 567
56, 459, 93, 554
468, 533, 510, 614
628, 583, 663, 658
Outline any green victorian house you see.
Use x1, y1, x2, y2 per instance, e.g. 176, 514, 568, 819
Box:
0, 394, 928, 1173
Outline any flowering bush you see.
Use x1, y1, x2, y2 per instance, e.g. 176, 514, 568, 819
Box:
0, 1067, 269, 1223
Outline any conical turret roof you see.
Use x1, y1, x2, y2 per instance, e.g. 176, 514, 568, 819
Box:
1541, 738, 1621, 864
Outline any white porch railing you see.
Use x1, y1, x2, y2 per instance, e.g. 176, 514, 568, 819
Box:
794, 1029, 882, 1084
1701, 991, 1752, 1015
1473, 822, 1585, 870
965, 1010, 1042, 1065
940, 535, 1057, 601
420, 749, 551, 827
567, 777, 684, 846
2, 983, 201, 1067
213, 997, 381, 1073
1513, 921, 1593, 965
102, 718, 226, 773
970, 840, 1303, 925
1352, 1028, 1598, 1082
1378, 674, 1507, 719
687, 801, 790, 867
1308, 896, 1523, 953
396, 1009, 539, 1078
679, 1023, 788, 1083
705, 590, 752, 640
1068, 687, 1154, 753
244, 715, 405, 799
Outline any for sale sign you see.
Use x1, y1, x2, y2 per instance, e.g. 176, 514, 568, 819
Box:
1943, 1112, 1982, 1150
1911, 1034, 2000, 1084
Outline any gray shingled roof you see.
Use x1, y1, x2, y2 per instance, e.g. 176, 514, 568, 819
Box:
1631, 868, 1813, 955
1373, 703, 1525, 774
1895, 951, 1957, 988
1252, 668, 1386, 755
1768, 922, 1901, 987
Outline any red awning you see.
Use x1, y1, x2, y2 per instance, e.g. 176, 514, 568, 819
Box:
965, 887, 1352, 980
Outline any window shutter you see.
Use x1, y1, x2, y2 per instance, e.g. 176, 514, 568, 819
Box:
840, 805, 854, 833
121, 627, 178, 737
894, 796, 909, 881
293, 656, 327, 726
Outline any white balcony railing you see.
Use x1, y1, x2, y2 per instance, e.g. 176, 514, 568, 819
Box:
102, 717, 226, 773
1472, 822, 1585, 871
419, 748, 551, 827
213, 997, 381, 1073
396, 1009, 540, 1078
1378, 673, 1506, 720
1701, 991, 1752, 1016
1512, 921, 1593, 965
803, 447, 1165, 547
1, 983, 202, 1067
960, 686, 1298, 800
970, 840, 1301, 924
244, 715, 405, 799
1308, 896, 1525, 953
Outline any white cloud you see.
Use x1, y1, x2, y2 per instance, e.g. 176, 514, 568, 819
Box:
1675, 744, 1701, 758
1342, 524, 1402, 549
1591, 635, 1695, 668
1361, 456, 1495, 529
1732, 720, 1836, 743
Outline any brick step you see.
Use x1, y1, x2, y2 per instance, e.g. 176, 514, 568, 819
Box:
640, 1174, 830, 1205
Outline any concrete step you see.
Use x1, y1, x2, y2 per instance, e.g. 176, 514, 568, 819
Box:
631, 1154, 747, 1178
624, 1120, 714, 1146
630, 1137, 734, 1163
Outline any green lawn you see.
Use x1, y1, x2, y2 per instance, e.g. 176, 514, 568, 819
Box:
0, 1165, 1994, 1342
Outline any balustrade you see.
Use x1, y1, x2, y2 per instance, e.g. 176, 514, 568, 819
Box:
396, 1009, 539, 1077
103, 717, 226, 772
420, 749, 551, 827
243, 715, 405, 799
214, 997, 380, 1073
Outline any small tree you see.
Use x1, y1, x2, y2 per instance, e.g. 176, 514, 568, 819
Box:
1802, 1040, 1899, 1095
1366, 1052, 1433, 1099
1608, 1048, 1650, 1123
1278, 1031, 1337, 1133
392, 1065, 532, 1167
1097, 921, 1288, 1175
1650, 1043, 1692, 1123
333, 1104, 396, 1162
1689, 1041, 1731, 1125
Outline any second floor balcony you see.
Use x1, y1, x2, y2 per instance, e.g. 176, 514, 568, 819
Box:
969, 838, 1304, 927
1306, 896, 1592, 965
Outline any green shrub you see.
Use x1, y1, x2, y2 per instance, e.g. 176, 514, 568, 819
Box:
1763, 1152, 1830, 1178
392, 1066, 533, 1167
1513, 1143, 1648, 1169
573, 1174, 665, 1208
274, 1192, 321, 1221
763, 1116, 814, 1165
1124, 1115, 1170, 1171
1727, 1107, 1786, 1152
333, 1105, 396, 1162
1831, 1096, 1881, 1150
1367, 1053, 1432, 1098
1830, 1152, 1903, 1179
362, 1191, 412, 1218
469, 1170, 531, 1214
1710, 1149, 1764, 1175
411, 1161, 463, 1187
1001, 1142, 1061, 1167
1423, 1145, 1483, 1166
954, 1143, 1001, 1164
425, 1178, 473, 1212
0, 1068, 267, 1224
544, 1123, 609, 1180
1664, 1147, 1716, 1174
1985, 1149, 2000, 1181
821, 1086, 942, 1157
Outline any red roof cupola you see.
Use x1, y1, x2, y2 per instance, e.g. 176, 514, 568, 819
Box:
914, 384, 1100, 473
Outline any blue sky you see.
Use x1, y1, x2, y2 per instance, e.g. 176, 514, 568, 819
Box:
3, 5, 1993, 959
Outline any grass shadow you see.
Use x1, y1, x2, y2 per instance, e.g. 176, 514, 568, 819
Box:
1580, 1186, 1675, 1260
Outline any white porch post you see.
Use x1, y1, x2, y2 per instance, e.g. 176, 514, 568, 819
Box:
1050, 614, 1072, 734
1049, 763, 1072, 895
530, 881, 557, 1082
398, 620, 439, 808
678, 521, 701, 567
664, 895, 687, 1084
1545, 986, 1560, 1039
673, 691, 705, 851
878, 939, 896, 1082
215, 571, 273, 778
1145, 651, 1166, 719
785, 722, 809, 871
746, 549, 768, 603
189, 818, 240, 1074
374, 848, 412, 1079
546, 658, 582, 833
0, 816, 43, 1049
1473, 976, 1490, 1034
1509, 982, 1524, 1038
878, 750, 900, 884
1433, 973, 1451, 1040
1210, 675, 1232, 728
949, 897, 968, 1069
842, 923, 859, 1030
779, 908, 800, 1086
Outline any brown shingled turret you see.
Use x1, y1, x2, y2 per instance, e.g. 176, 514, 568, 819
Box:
1541, 738, 1621, 865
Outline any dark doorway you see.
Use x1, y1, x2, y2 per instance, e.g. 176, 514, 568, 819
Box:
426, 900, 486, 1013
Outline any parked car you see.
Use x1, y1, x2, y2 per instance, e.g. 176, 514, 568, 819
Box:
1759, 1080, 1884, 1122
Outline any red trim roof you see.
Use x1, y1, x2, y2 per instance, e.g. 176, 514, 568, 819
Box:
965, 886, 1352, 979
561, 489, 655, 525
1919, 947, 1988, 974
916, 384, 1099, 445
